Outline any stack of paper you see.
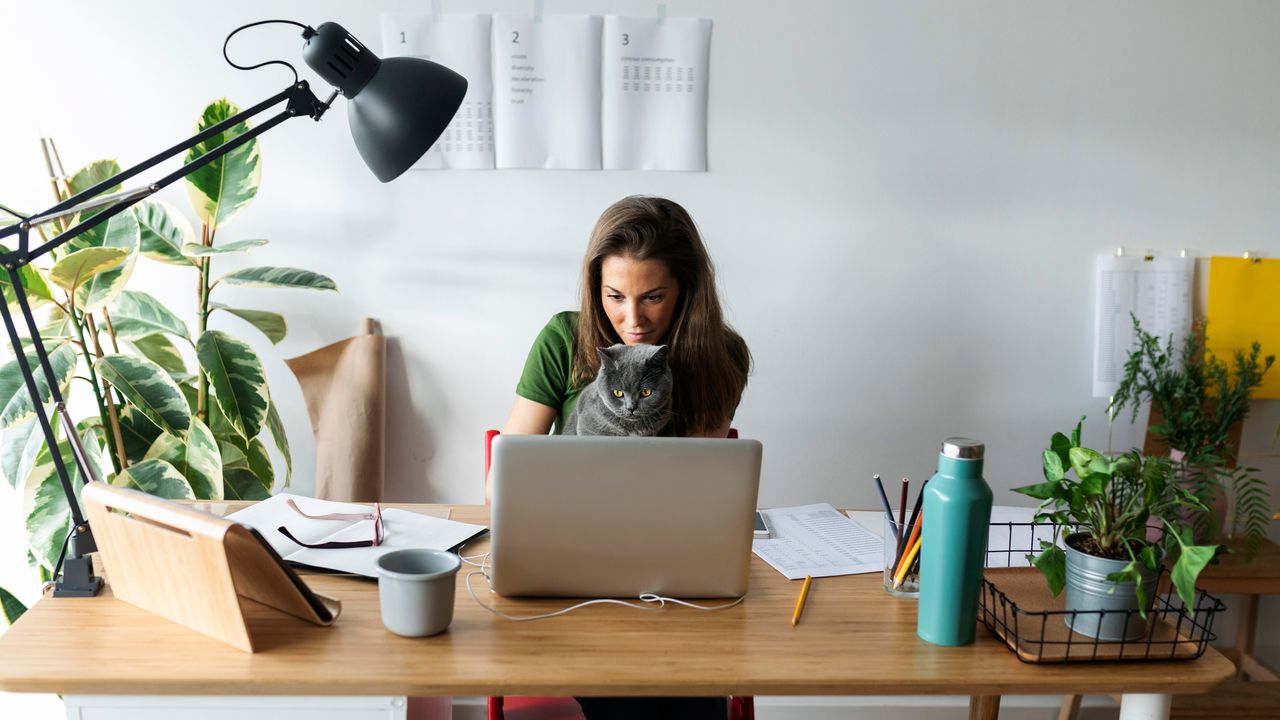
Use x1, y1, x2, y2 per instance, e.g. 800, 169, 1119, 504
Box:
228, 494, 487, 578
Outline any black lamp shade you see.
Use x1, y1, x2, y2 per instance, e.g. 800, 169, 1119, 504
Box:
348, 56, 467, 182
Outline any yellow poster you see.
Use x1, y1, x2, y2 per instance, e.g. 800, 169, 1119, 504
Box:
1206, 257, 1280, 399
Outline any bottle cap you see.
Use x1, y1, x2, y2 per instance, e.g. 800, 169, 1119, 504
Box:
941, 438, 984, 459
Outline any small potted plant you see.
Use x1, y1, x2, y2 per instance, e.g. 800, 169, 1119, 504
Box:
1109, 314, 1273, 550
1015, 419, 1219, 641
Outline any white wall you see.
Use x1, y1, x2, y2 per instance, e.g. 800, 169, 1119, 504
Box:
2, 0, 1279, 711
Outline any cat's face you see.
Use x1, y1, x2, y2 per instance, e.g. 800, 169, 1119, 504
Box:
594, 343, 672, 421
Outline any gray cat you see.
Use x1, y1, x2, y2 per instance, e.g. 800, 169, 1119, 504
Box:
561, 344, 673, 436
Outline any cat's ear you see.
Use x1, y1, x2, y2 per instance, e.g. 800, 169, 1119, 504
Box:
597, 346, 616, 368
648, 344, 669, 368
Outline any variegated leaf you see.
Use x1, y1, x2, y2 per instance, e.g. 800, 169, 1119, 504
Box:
129, 333, 188, 376
216, 266, 336, 291
143, 417, 222, 501
0, 585, 25, 625
118, 458, 194, 500
0, 344, 76, 429
135, 199, 195, 266
110, 290, 189, 340
22, 461, 70, 571
196, 330, 268, 440
184, 99, 261, 228
0, 243, 54, 310
210, 303, 286, 344
63, 159, 123, 228
95, 354, 191, 436
181, 238, 267, 257
74, 210, 140, 312
1, 418, 43, 490
47, 246, 129, 292
117, 404, 162, 463
265, 400, 292, 488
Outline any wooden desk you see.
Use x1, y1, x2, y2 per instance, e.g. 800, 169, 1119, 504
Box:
0, 504, 1234, 719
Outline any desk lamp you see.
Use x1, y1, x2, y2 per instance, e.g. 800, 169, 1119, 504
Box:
0, 19, 466, 597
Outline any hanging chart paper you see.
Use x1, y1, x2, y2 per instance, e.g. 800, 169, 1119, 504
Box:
602, 15, 712, 171
491, 14, 603, 169
1092, 255, 1194, 398
381, 13, 494, 169
1206, 257, 1280, 399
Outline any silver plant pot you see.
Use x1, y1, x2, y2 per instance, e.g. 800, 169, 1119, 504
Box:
1062, 532, 1158, 641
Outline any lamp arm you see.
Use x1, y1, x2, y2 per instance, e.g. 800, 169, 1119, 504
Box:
0, 80, 328, 262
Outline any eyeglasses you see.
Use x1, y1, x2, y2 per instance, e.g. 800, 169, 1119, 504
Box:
277, 499, 384, 549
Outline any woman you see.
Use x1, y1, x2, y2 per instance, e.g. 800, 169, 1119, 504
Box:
497, 195, 751, 720
502, 195, 750, 440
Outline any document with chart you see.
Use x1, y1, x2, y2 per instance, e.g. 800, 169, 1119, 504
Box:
601, 15, 712, 171
491, 14, 602, 169
752, 504, 882, 580
1092, 255, 1193, 397
381, 13, 495, 169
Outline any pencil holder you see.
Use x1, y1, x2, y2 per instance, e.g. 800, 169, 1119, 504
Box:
883, 515, 919, 597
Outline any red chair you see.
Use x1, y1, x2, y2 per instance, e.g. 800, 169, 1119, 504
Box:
483, 430, 753, 720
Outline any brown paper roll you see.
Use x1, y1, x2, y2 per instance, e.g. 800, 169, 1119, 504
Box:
286, 321, 386, 502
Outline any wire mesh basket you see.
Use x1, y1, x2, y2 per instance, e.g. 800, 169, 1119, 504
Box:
979, 521, 1225, 664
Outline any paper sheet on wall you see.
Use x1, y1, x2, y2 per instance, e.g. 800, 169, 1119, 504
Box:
602, 16, 711, 171
1207, 257, 1280, 399
751, 503, 882, 580
491, 14, 602, 169
1092, 255, 1194, 398
381, 13, 495, 169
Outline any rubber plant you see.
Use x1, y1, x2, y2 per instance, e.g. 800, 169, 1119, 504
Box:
0, 98, 336, 584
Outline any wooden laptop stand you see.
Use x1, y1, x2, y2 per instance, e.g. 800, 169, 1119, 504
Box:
82, 482, 340, 652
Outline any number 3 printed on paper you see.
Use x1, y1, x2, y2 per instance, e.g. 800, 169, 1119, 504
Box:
622, 33, 629, 46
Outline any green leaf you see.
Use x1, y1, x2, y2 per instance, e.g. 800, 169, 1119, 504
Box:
216, 266, 337, 292
0, 344, 76, 429
22, 459, 70, 571
210, 303, 287, 344
117, 458, 194, 500
135, 200, 195, 266
1170, 544, 1217, 610
110, 290, 190, 340
0, 244, 54, 310
1042, 449, 1064, 483
1049, 432, 1072, 469
181, 238, 268, 257
143, 418, 222, 501
47, 246, 129, 292
220, 436, 273, 499
0, 585, 26, 625
1106, 560, 1149, 618
224, 467, 270, 501
2, 419, 45, 490
117, 405, 162, 463
1079, 472, 1108, 498
1070, 417, 1083, 448
64, 209, 141, 312
265, 400, 292, 488
184, 98, 261, 228
196, 330, 268, 440
1068, 447, 1102, 479
95, 354, 191, 436
1014, 480, 1058, 501
129, 334, 187, 376
1030, 543, 1066, 597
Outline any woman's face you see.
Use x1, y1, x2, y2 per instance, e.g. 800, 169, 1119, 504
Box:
600, 255, 681, 345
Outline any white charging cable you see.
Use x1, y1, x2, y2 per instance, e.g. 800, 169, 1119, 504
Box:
464, 569, 745, 621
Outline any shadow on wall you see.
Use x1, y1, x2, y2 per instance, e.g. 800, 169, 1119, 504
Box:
383, 337, 437, 502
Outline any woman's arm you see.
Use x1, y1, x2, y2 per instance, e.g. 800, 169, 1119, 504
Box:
486, 397, 559, 502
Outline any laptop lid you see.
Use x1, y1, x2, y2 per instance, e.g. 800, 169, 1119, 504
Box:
489, 435, 762, 599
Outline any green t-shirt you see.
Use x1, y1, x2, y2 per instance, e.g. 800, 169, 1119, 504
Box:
515, 311, 582, 433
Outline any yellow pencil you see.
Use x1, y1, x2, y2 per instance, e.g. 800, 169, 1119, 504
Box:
893, 536, 922, 589
791, 575, 812, 626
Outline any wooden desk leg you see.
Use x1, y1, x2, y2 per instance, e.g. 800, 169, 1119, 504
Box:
1236, 592, 1258, 680
1118, 693, 1171, 720
1057, 693, 1083, 720
968, 695, 1001, 720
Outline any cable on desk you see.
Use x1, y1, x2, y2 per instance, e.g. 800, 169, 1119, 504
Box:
464, 570, 745, 622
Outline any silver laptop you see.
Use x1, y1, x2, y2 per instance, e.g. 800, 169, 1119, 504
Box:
489, 435, 762, 598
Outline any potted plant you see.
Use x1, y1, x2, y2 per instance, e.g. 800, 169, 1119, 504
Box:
1109, 314, 1273, 551
1015, 419, 1219, 641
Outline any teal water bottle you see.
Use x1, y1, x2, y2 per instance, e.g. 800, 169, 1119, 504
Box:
917, 438, 992, 646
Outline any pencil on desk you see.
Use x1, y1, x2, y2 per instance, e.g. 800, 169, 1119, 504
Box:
791, 575, 812, 626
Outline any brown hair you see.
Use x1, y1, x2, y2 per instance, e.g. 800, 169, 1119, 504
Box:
573, 196, 751, 436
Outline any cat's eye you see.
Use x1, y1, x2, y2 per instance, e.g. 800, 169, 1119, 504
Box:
640, 388, 652, 397
613, 390, 624, 398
